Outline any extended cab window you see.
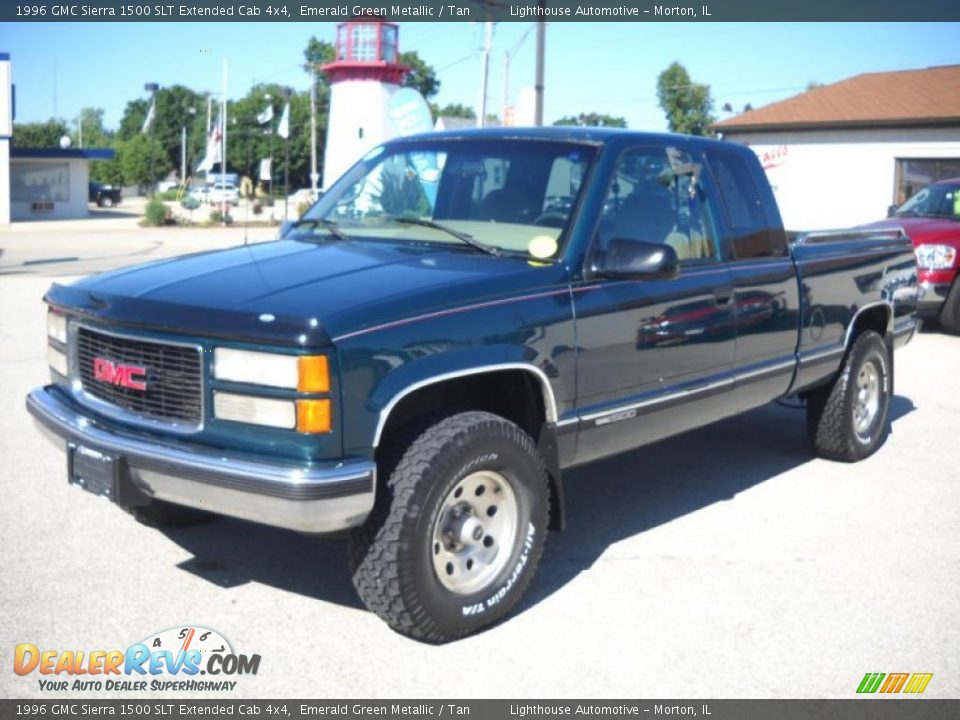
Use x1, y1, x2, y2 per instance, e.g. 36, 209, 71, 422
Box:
595, 147, 720, 263
705, 151, 788, 259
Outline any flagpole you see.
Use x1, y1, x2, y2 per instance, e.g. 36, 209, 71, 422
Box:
221, 57, 228, 225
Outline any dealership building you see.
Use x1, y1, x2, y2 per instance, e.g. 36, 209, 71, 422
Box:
713, 65, 960, 230
0, 51, 114, 225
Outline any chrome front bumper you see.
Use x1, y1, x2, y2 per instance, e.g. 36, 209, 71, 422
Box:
26, 386, 376, 533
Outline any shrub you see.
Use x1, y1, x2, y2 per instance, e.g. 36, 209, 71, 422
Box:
144, 197, 169, 226
180, 196, 200, 211
209, 208, 233, 225
297, 201, 311, 219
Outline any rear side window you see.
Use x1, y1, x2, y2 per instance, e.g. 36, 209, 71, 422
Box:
706, 152, 787, 259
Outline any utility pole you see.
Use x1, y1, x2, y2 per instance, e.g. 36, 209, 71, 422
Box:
144, 82, 159, 194
221, 58, 228, 224
282, 86, 292, 221
478, 22, 494, 128
310, 66, 318, 198
77, 113, 83, 148
534, 20, 545, 126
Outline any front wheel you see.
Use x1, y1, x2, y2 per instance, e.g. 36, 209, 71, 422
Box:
806, 330, 891, 462
350, 411, 550, 643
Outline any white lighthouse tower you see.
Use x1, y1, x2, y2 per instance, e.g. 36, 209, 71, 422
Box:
321, 19, 409, 189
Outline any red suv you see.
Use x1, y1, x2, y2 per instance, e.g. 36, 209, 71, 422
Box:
866, 178, 960, 333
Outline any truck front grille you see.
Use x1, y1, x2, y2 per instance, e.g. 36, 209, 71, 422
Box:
76, 326, 203, 427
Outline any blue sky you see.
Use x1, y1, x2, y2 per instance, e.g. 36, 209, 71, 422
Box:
2, 22, 959, 132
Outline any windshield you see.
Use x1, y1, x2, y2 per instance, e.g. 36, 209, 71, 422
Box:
300, 139, 598, 259
894, 182, 960, 219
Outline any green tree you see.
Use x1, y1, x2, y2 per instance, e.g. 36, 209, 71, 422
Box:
11, 119, 70, 148
117, 134, 166, 191
399, 51, 440, 100
656, 62, 715, 136
553, 113, 627, 128
117, 85, 208, 180
431, 103, 475, 119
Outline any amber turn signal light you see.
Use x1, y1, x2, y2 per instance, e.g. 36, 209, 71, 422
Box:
296, 399, 332, 433
298, 355, 330, 393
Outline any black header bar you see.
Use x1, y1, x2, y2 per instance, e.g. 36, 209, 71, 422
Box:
4, 0, 960, 22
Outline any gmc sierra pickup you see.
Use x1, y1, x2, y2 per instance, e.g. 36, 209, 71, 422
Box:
28, 128, 919, 642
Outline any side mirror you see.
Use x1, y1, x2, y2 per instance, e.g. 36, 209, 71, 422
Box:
278, 220, 296, 239
590, 238, 679, 281
887, 204, 899, 218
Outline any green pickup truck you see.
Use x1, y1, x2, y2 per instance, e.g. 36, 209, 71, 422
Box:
29, 128, 918, 642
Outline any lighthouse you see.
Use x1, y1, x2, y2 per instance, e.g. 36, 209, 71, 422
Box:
321, 19, 410, 189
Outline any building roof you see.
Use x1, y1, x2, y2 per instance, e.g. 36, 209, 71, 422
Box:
11, 147, 115, 160
713, 65, 960, 133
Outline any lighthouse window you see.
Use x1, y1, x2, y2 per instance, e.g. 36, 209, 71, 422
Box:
382, 26, 398, 63
351, 25, 378, 61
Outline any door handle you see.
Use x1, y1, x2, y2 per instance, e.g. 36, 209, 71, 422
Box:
715, 293, 732, 305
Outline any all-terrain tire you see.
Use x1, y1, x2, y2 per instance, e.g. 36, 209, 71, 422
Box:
129, 499, 215, 528
806, 330, 891, 462
349, 411, 550, 643
939, 279, 960, 335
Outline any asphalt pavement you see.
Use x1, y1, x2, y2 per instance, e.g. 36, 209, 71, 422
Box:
1, 222, 957, 699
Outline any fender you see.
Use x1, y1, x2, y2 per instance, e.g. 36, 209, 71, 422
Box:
372, 359, 559, 448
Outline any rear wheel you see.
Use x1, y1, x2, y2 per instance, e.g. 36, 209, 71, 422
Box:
939, 279, 960, 335
806, 330, 891, 462
350, 411, 549, 643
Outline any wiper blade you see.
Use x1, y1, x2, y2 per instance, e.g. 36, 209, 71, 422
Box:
387, 216, 502, 257
293, 218, 351, 243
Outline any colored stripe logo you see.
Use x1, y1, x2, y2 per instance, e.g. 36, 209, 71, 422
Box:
857, 672, 933, 694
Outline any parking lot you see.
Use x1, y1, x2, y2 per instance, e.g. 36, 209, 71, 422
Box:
1, 222, 958, 699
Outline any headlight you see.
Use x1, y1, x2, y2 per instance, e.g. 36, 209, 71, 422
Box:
47, 310, 67, 344
915, 244, 957, 270
213, 349, 329, 392
213, 392, 296, 429
213, 393, 332, 433
48, 346, 68, 376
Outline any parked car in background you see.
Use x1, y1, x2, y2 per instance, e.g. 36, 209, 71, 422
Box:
207, 183, 240, 206
865, 178, 960, 333
88, 182, 122, 208
157, 180, 180, 193
187, 186, 210, 204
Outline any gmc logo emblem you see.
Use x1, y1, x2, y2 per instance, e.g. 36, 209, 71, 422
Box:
93, 357, 148, 391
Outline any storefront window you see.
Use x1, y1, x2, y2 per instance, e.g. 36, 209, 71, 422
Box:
11, 162, 70, 202
895, 158, 960, 205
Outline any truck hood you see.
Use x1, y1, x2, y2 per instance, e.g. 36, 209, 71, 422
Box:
862, 217, 960, 248
46, 239, 565, 347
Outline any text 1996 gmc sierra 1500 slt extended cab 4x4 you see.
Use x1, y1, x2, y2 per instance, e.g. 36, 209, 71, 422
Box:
27, 129, 919, 642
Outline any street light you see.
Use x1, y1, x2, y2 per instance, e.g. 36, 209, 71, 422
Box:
144, 82, 159, 195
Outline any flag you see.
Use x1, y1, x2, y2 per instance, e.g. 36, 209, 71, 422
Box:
257, 105, 274, 125
141, 99, 156, 134
196, 110, 223, 174
277, 102, 290, 140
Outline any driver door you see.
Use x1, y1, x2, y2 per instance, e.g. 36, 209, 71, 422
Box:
573, 145, 737, 464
